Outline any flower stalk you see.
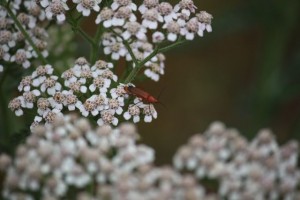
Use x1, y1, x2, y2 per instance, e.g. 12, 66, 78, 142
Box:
124, 39, 186, 84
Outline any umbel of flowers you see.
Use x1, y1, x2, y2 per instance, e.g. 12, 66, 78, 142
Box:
0, 114, 208, 200
174, 122, 300, 200
9, 57, 158, 128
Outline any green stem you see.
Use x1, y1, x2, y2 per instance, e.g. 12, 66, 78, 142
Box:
124, 39, 186, 84
90, 25, 103, 63
5, 1, 48, 65
66, 15, 95, 46
74, 25, 95, 46
123, 40, 139, 66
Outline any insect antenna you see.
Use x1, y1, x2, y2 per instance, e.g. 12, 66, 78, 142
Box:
156, 86, 166, 100
156, 86, 167, 109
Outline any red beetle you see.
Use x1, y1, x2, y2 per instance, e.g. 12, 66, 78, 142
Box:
124, 85, 159, 104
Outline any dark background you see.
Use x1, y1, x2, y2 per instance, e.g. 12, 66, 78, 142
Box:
0, 0, 300, 165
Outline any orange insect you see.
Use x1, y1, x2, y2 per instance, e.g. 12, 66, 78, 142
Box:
124, 85, 159, 104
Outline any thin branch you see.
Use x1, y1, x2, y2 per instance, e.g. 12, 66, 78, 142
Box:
90, 25, 103, 63
66, 14, 95, 46
123, 39, 186, 84
123, 40, 139, 66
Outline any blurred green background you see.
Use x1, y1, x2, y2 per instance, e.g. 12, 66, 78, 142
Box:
1, 0, 300, 165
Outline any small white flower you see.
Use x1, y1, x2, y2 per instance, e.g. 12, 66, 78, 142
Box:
163, 21, 181, 42
152, 31, 165, 43
20, 90, 41, 109
62, 69, 77, 87
144, 62, 164, 82
180, 17, 202, 40
91, 59, 114, 76
89, 76, 110, 93
104, 40, 127, 60
174, 0, 197, 16
95, 7, 114, 27
123, 104, 141, 123
48, 92, 66, 110
17, 12, 36, 29
196, 11, 213, 33
80, 99, 98, 117
97, 110, 118, 126
37, 97, 51, 115
90, 94, 108, 112
63, 91, 83, 111
0, 45, 11, 62
42, 108, 63, 125
142, 8, 163, 30
40, 76, 62, 95
68, 81, 88, 94
45, 0, 69, 23
74, 0, 101, 17
76, 68, 93, 84
142, 104, 157, 122
24, 1, 46, 21
32, 64, 54, 86
8, 97, 23, 116
122, 21, 147, 40
10, 49, 32, 69
0, 30, 16, 48
138, 0, 159, 14
112, 7, 137, 26
108, 98, 124, 115
110, 85, 127, 102
18, 76, 32, 92
111, 0, 137, 11
100, 69, 118, 82
73, 57, 90, 71
158, 2, 177, 23
39, 0, 50, 8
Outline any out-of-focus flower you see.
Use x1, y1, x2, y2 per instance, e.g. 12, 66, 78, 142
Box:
174, 121, 300, 200
1, 115, 217, 200
0, 115, 155, 199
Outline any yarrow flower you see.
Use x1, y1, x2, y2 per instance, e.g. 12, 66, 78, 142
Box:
10, 58, 159, 127
43, 0, 69, 23
2, 117, 297, 199
73, 0, 101, 17
0, 115, 157, 199
173, 121, 300, 200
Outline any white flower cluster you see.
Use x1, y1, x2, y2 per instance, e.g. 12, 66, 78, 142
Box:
0, 114, 214, 200
0, 0, 49, 72
98, 0, 213, 81
34, 0, 212, 82
97, 0, 212, 39
0, 115, 154, 199
9, 57, 158, 128
173, 121, 300, 200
